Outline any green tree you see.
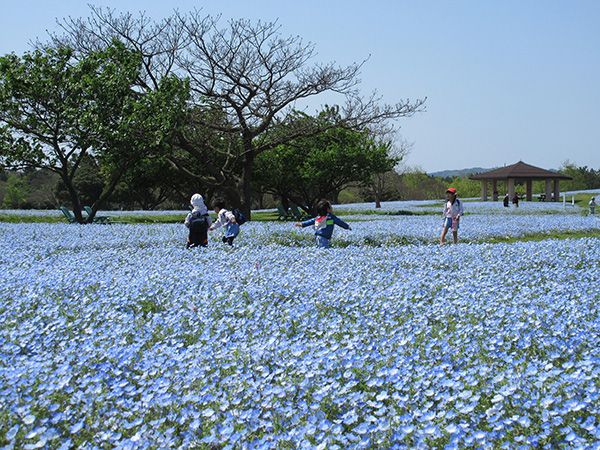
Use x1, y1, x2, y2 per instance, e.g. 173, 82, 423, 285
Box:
362, 137, 410, 207
360, 170, 404, 204
446, 176, 481, 198
111, 156, 193, 210
398, 170, 447, 200
24, 168, 59, 208
169, 104, 246, 208
1, 173, 29, 208
0, 42, 188, 222
54, 155, 104, 208
255, 112, 399, 211
559, 161, 600, 192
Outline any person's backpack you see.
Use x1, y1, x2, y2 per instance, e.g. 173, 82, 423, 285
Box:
189, 213, 209, 232
230, 208, 247, 225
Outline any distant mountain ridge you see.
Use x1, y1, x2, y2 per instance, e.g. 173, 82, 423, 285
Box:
429, 167, 492, 178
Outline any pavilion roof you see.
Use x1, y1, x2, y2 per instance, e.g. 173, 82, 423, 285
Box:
469, 161, 572, 180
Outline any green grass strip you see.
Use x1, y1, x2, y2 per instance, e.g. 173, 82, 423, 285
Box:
473, 229, 600, 244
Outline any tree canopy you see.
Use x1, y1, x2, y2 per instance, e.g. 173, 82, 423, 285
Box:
0, 41, 188, 222
50, 7, 426, 217
254, 111, 399, 211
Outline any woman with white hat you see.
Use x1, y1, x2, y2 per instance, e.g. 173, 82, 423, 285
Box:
184, 193, 212, 248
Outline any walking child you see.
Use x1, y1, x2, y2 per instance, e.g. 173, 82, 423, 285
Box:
294, 199, 351, 248
440, 187, 464, 245
184, 194, 211, 248
209, 200, 240, 246
590, 196, 597, 215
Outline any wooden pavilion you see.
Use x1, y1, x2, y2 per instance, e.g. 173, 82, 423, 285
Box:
469, 161, 572, 202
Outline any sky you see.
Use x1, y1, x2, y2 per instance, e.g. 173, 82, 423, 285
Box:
1, 0, 599, 172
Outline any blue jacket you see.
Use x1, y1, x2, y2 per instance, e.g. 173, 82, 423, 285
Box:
301, 213, 350, 239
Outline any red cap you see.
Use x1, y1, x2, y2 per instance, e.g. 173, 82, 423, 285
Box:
446, 187, 457, 194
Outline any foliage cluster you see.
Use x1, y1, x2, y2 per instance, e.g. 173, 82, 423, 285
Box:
0, 7, 424, 222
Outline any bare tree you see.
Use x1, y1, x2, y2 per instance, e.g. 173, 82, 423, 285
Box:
175, 13, 425, 217
50, 5, 188, 91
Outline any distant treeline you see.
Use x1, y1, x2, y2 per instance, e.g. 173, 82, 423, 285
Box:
2, 162, 597, 210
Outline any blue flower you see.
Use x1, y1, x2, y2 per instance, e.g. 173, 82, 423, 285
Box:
0, 217, 599, 447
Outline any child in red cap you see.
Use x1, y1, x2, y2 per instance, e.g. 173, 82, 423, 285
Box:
440, 187, 464, 244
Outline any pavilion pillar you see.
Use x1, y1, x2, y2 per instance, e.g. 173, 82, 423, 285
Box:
507, 178, 515, 200
492, 179, 498, 201
526, 179, 532, 201
482, 180, 488, 201
553, 179, 560, 202
545, 179, 552, 201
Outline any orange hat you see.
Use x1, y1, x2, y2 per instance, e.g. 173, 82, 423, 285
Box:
446, 187, 457, 194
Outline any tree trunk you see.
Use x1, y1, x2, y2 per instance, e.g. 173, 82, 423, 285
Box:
89, 165, 130, 222
210, 183, 241, 210
257, 193, 264, 210
374, 174, 384, 208
63, 175, 85, 223
240, 149, 255, 219
331, 191, 340, 205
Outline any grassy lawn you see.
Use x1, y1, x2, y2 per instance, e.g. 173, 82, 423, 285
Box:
335, 208, 434, 216
473, 228, 600, 244
0, 210, 281, 224
0, 214, 65, 224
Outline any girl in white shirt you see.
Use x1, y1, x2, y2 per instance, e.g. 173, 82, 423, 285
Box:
209, 199, 239, 246
440, 187, 464, 245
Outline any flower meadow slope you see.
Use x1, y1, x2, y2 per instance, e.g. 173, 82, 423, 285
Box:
0, 194, 590, 220
339, 199, 585, 215
0, 222, 599, 449
285, 215, 600, 246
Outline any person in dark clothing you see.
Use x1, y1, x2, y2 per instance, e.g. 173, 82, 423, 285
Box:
184, 194, 211, 248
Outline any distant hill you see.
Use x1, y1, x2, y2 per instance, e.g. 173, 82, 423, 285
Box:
429, 167, 492, 178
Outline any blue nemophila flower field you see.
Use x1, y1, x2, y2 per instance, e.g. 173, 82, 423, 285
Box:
0, 217, 599, 449
0, 195, 590, 220
338, 199, 586, 215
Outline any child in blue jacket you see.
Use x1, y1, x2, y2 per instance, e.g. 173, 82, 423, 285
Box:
295, 199, 351, 248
